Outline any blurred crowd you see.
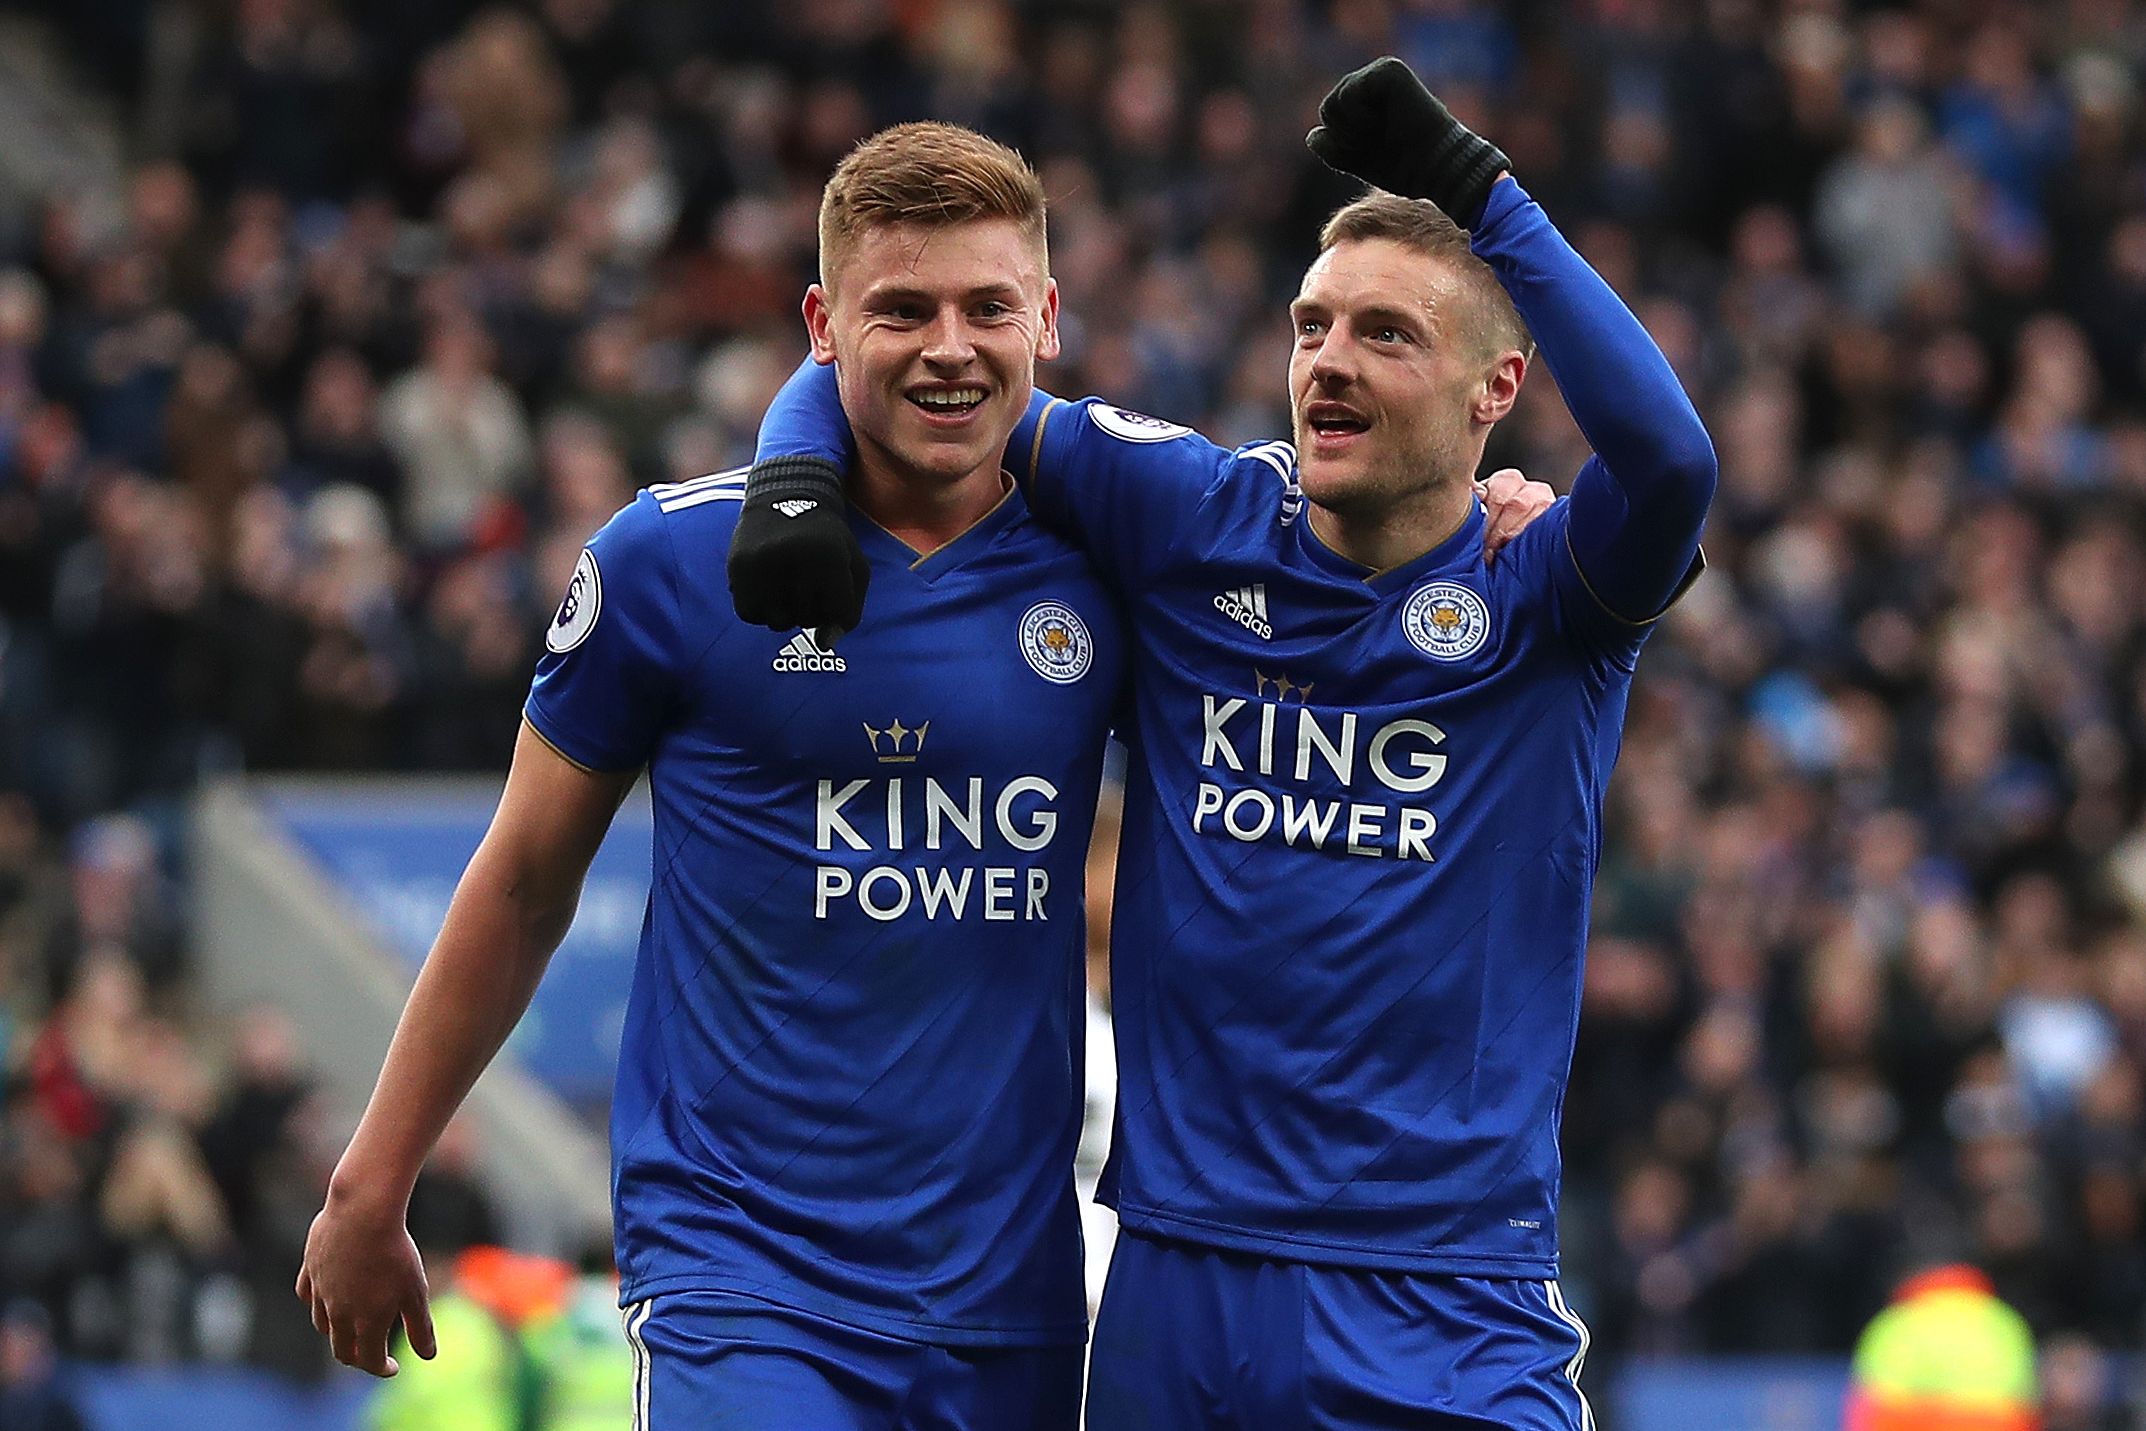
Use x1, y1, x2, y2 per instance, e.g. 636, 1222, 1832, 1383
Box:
0, 794, 504, 1371
0, 795, 503, 1380
0, 0, 2143, 1414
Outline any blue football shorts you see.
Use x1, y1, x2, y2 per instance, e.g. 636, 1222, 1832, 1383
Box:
1085, 1232, 1594, 1431
622, 1291, 1083, 1431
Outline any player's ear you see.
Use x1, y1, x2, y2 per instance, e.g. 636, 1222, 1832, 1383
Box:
1475, 349, 1525, 424
804, 285, 839, 365
1036, 278, 1062, 362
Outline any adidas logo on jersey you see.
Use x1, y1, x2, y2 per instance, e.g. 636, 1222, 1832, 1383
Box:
1213, 583, 1273, 639
773, 630, 846, 673
773, 499, 818, 518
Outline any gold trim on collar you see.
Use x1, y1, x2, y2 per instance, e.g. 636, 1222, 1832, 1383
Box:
853, 473, 1018, 568
1026, 399, 1063, 484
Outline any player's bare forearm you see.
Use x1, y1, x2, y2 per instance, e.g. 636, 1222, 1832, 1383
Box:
329, 720, 632, 1209
326, 893, 561, 1215
300, 721, 630, 1377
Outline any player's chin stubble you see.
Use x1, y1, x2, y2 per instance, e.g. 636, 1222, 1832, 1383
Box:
1304, 437, 1470, 524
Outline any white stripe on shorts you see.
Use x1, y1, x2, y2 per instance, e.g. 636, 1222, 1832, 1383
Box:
1543, 1281, 1596, 1431
623, 1298, 655, 1430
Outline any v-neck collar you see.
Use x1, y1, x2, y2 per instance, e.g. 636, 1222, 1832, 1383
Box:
850, 474, 1025, 583
1299, 497, 1486, 597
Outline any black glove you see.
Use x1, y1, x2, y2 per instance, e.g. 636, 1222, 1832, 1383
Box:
725, 454, 870, 640
1306, 57, 1511, 229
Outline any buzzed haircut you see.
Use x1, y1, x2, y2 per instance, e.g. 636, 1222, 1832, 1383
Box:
1319, 192, 1534, 359
818, 122, 1048, 289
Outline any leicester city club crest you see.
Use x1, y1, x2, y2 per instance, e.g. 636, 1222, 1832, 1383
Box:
1401, 581, 1490, 663
1018, 601, 1093, 684
547, 548, 602, 653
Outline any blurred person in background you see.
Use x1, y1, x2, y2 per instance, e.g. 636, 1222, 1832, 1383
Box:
41, 813, 182, 1001
403, 1117, 503, 1261
285, 348, 405, 517
1844, 1263, 2037, 1431
365, 1243, 523, 1431
289, 483, 415, 768
198, 1004, 336, 1382
521, 1241, 632, 1431
0, 1301, 87, 1431
2035, 1334, 2127, 1431
377, 314, 534, 553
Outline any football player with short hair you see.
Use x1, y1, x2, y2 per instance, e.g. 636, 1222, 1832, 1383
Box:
298, 121, 1122, 1431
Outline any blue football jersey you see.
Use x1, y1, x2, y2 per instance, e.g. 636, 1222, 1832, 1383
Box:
1020, 399, 1680, 1278
524, 471, 1124, 1346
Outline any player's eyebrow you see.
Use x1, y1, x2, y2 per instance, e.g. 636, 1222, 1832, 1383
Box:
1350, 303, 1429, 334
860, 283, 931, 307
862, 280, 1026, 307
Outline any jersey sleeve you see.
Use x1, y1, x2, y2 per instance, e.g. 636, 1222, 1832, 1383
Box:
755, 355, 854, 464
523, 493, 685, 772
1501, 493, 1700, 672
1469, 180, 1715, 625
1014, 396, 1239, 585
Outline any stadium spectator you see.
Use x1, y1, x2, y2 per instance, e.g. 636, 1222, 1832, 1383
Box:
520, 1243, 633, 1431
377, 315, 535, 552
404, 1119, 504, 1261
364, 1249, 522, 1431
1843, 1263, 2038, 1431
0, 1300, 88, 1431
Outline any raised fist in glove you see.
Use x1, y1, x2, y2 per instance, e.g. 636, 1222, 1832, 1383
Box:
726, 455, 870, 639
1306, 57, 1511, 229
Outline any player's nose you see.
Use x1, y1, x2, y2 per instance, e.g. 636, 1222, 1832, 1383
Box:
920, 309, 977, 368
1308, 332, 1357, 386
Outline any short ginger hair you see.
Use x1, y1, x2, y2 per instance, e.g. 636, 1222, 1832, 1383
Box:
1318, 191, 1533, 360
817, 122, 1048, 289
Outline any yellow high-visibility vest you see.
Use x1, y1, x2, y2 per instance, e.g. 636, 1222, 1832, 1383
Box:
1846, 1266, 2036, 1431
368, 1292, 520, 1431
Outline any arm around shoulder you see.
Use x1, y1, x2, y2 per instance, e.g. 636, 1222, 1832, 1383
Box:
1018, 395, 1254, 580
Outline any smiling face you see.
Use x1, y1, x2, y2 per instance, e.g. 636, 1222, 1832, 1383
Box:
806, 217, 1059, 492
1288, 238, 1504, 519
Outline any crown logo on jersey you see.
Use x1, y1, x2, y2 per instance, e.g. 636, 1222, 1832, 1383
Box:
1253, 669, 1313, 703
863, 719, 930, 762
